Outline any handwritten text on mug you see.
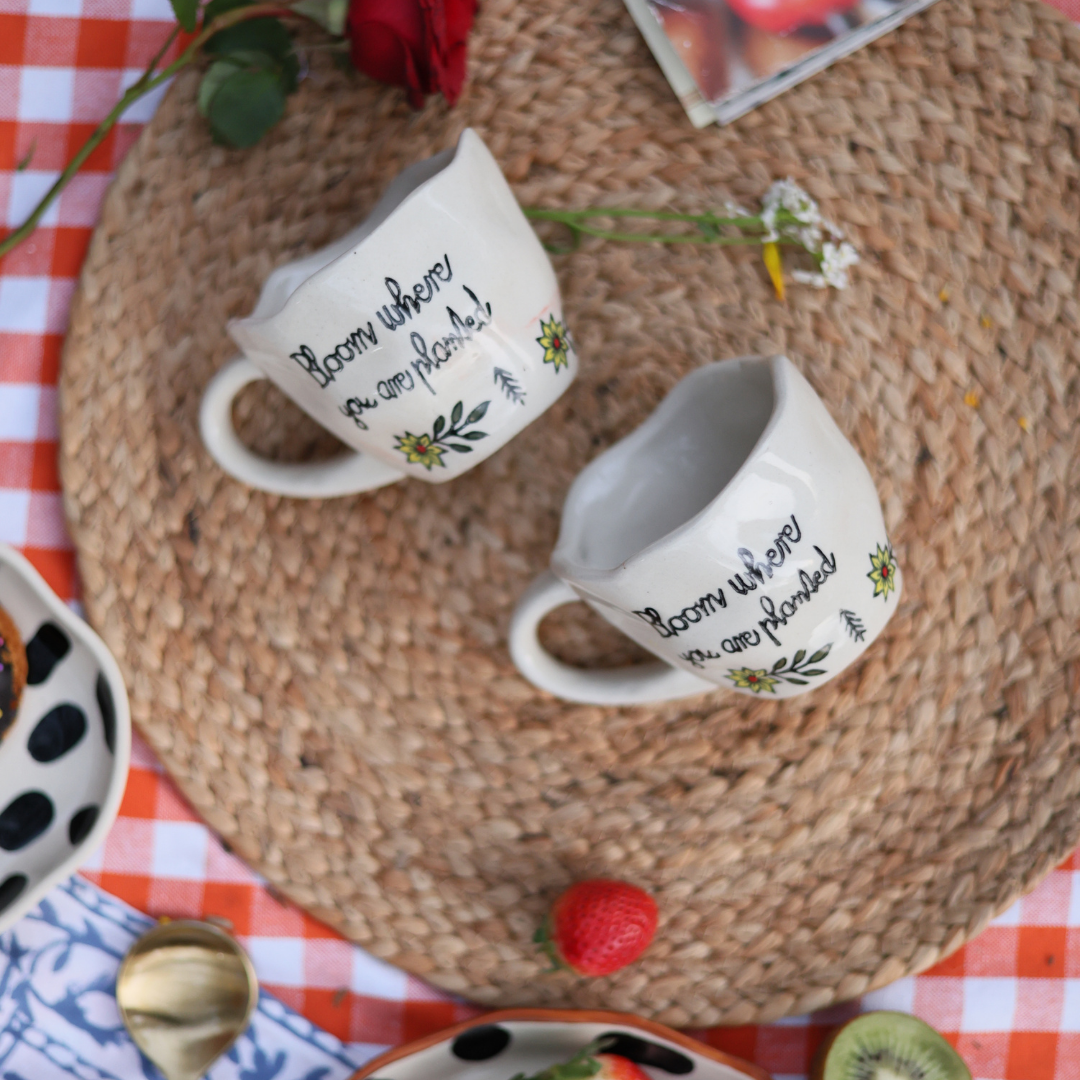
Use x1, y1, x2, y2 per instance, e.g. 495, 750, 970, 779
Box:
633, 515, 805, 639
279, 253, 503, 429
677, 544, 839, 666
631, 514, 839, 660
289, 255, 492, 394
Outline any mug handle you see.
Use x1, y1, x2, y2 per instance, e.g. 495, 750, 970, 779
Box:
199, 357, 406, 498
509, 571, 717, 706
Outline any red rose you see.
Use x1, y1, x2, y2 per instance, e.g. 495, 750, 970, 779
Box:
348, 0, 478, 108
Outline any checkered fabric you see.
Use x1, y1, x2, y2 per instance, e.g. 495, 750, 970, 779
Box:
2, 1, 1080, 1075
695, 852, 1080, 1079
79, 733, 480, 1049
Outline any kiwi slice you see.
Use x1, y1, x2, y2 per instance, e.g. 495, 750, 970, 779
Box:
814, 1012, 971, 1080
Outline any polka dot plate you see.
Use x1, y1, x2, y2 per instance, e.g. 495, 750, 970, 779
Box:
354, 1010, 768, 1080
352, 1010, 770, 1080
0, 544, 130, 932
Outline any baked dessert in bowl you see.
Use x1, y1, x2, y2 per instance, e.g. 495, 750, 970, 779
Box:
0, 545, 130, 931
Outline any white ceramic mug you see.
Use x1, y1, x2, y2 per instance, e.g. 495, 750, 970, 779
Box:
200, 129, 577, 498
509, 355, 902, 704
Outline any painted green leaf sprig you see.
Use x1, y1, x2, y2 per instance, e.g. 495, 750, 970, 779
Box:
394, 400, 490, 471
768, 644, 832, 685
727, 642, 832, 693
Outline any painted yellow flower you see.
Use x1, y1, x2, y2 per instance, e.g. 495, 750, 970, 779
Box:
394, 431, 445, 470
868, 543, 898, 599
727, 668, 779, 693
536, 316, 572, 371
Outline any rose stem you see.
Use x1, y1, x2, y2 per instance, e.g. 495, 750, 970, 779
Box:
0, 1, 304, 260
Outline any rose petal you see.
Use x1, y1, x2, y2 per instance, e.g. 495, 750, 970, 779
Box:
347, 0, 476, 106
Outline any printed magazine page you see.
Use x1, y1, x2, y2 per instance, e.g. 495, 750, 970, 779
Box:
625, 0, 941, 126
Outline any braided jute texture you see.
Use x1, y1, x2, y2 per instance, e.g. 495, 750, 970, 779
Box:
59, 0, 1080, 1025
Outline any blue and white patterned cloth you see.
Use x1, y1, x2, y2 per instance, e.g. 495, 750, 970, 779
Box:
0, 876, 381, 1080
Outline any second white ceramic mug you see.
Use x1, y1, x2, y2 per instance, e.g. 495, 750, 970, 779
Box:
509, 356, 902, 704
200, 129, 578, 498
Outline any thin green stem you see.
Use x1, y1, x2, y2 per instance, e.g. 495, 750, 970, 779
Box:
0, 0, 299, 260
523, 205, 815, 256
143, 22, 183, 81
524, 206, 804, 230
524, 206, 768, 229
562, 226, 772, 245
0, 70, 172, 258
531, 223, 806, 251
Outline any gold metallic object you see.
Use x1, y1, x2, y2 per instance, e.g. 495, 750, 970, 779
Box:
116, 919, 258, 1080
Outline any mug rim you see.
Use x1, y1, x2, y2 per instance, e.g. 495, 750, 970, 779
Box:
228, 128, 478, 337
552, 354, 791, 585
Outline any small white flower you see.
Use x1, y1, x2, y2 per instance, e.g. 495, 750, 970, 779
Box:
762, 178, 826, 250
793, 242, 859, 289
763, 178, 820, 225
746, 179, 860, 291
791, 269, 829, 288
820, 241, 860, 289
760, 207, 780, 243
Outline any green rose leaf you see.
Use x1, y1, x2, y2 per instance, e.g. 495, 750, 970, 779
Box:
207, 67, 286, 149
808, 645, 831, 663
785, 677, 809, 685
448, 444, 473, 453
199, 51, 293, 117
198, 58, 240, 116
292, 0, 348, 35
204, 17, 294, 60
252, 49, 298, 91
771, 657, 787, 673
169, 0, 199, 32
432, 415, 445, 438
791, 649, 806, 667
451, 401, 464, 425
461, 430, 487, 440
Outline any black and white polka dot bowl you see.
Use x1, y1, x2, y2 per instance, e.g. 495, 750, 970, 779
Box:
0, 544, 130, 933
350, 1010, 771, 1080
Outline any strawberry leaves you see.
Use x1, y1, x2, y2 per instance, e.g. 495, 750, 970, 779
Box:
509, 1038, 615, 1080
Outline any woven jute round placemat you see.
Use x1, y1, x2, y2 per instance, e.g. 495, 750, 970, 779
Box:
59, 0, 1080, 1025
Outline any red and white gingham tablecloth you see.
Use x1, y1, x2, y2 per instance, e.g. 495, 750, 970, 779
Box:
2, 1, 1080, 1075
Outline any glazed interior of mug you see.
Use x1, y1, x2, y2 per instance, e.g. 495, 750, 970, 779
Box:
561, 358, 775, 572
244, 144, 457, 324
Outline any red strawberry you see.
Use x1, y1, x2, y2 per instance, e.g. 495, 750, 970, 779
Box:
532, 1046, 652, 1080
595, 1054, 652, 1080
536, 879, 658, 976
